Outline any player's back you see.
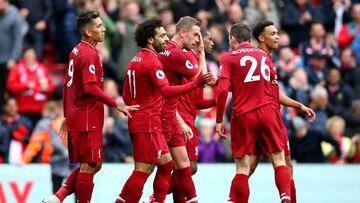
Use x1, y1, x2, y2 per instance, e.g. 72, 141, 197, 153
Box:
220, 43, 273, 116
123, 48, 167, 133
64, 41, 104, 132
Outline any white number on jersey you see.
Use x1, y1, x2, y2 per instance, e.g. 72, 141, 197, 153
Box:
67, 59, 74, 87
127, 70, 136, 98
240, 56, 270, 83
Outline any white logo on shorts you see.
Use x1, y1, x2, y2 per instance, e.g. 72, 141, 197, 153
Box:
98, 149, 101, 158
89, 64, 96, 74
195, 146, 198, 156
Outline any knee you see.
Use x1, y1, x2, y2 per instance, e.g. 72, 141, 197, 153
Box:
94, 163, 102, 173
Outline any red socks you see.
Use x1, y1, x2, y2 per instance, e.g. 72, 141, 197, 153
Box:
291, 179, 297, 203
55, 168, 80, 201
119, 170, 150, 203
153, 161, 173, 202
76, 172, 94, 203
275, 166, 291, 203
228, 174, 249, 203
173, 167, 197, 202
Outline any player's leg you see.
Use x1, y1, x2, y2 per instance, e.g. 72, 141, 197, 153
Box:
171, 146, 198, 203
249, 155, 260, 177
76, 162, 102, 203
285, 155, 297, 203
152, 153, 173, 203
116, 162, 154, 203
228, 156, 251, 203
269, 151, 291, 203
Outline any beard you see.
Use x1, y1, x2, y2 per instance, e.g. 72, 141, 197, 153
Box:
153, 41, 165, 53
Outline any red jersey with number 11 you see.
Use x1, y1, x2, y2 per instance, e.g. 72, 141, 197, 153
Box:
123, 48, 169, 133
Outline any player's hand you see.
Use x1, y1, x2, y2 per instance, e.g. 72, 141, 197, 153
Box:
116, 104, 140, 118
181, 123, 194, 142
198, 33, 205, 53
58, 118, 67, 139
196, 72, 215, 87
300, 105, 316, 122
215, 123, 226, 139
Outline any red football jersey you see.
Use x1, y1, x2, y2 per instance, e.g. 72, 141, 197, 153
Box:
266, 52, 281, 109
158, 41, 200, 118
219, 43, 273, 117
123, 48, 169, 133
63, 40, 104, 132
177, 49, 202, 123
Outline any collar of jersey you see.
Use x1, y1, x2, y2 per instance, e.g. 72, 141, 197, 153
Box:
142, 48, 158, 57
81, 40, 97, 51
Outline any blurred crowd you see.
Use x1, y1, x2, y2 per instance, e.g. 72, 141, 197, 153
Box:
1, 0, 360, 172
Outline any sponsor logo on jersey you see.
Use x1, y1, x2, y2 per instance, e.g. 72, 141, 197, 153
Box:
89, 64, 96, 74
160, 50, 171, 57
185, 60, 193, 69
156, 70, 165, 79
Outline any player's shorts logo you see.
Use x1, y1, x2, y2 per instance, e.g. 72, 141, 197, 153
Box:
89, 64, 96, 74
185, 60, 194, 69
156, 70, 165, 79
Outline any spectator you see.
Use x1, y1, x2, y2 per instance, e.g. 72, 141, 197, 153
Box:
337, 3, 360, 55
308, 86, 329, 133
305, 52, 329, 87
322, 116, 357, 163
245, 0, 280, 28
289, 116, 341, 163
287, 68, 311, 106
17, 0, 52, 60
0, 97, 32, 164
280, 0, 324, 48
0, 121, 10, 163
6, 47, 55, 126
344, 100, 360, 138
325, 68, 354, 116
0, 0, 27, 113
341, 47, 360, 99
299, 21, 341, 68
198, 118, 225, 163
113, 0, 142, 82
277, 46, 305, 86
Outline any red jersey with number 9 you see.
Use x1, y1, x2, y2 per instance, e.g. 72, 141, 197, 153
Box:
218, 42, 273, 117
122, 48, 169, 133
63, 40, 104, 132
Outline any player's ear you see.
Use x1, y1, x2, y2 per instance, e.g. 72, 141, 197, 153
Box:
84, 27, 92, 38
259, 34, 265, 42
180, 28, 187, 38
148, 37, 154, 45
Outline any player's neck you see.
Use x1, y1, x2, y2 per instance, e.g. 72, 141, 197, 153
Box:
82, 37, 97, 48
171, 35, 184, 49
259, 43, 272, 55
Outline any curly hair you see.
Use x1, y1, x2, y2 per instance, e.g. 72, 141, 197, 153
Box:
135, 18, 163, 48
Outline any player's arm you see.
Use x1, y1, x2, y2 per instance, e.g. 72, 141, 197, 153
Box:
215, 57, 231, 139
197, 33, 207, 74
195, 88, 216, 109
279, 92, 316, 122
176, 111, 193, 141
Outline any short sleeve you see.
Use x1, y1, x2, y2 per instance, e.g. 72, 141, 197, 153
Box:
81, 54, 99, 84
219, 54, 231, 80
148, 61, 169, 88
171, 50, 199, 80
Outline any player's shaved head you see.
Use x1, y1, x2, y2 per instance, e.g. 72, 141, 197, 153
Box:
76, 10, 100, 35
175, 16, 200, 33
230, 22, 252, 43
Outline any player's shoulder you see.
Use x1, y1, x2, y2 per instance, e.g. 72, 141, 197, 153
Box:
74, 41, 98, 57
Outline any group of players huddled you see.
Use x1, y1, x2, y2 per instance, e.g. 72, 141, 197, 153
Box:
42, 10, 316, 203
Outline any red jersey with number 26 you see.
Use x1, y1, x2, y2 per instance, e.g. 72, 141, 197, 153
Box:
63, 40, 104, 132
123, 48, 169, 133
218, 43, 273, 117
158, 41, 199, 118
